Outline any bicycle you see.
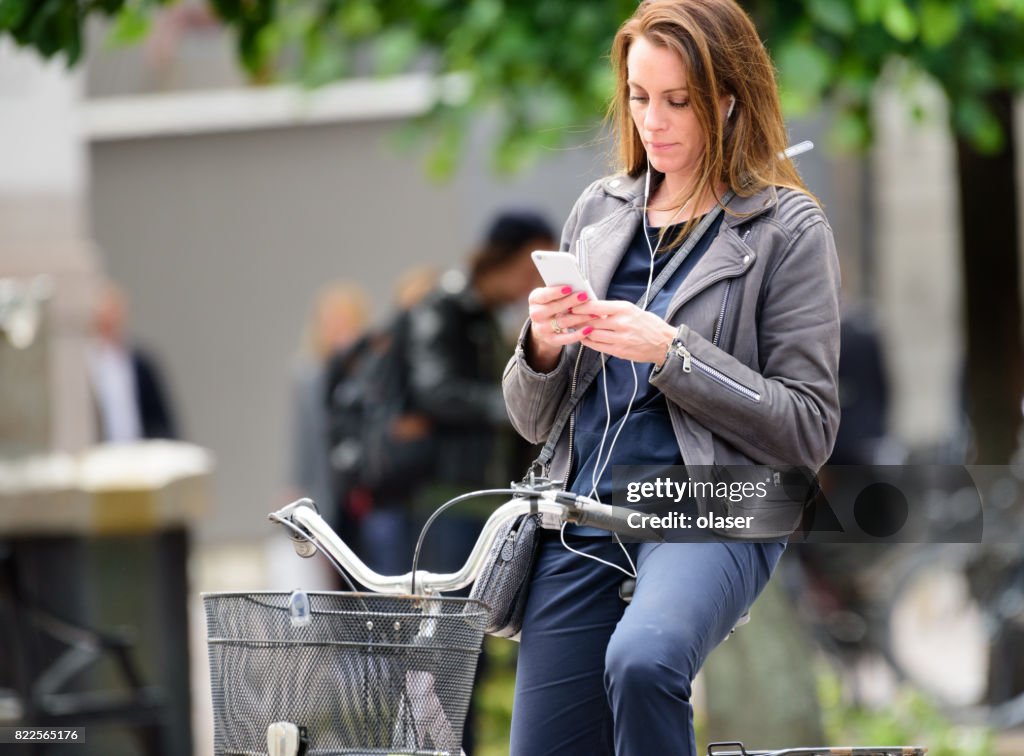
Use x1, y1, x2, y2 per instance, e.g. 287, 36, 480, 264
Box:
203, 480, 928, 756
785, 463, 1024, 730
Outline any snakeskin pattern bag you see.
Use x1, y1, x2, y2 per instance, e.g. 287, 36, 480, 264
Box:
469, 511, 542, 638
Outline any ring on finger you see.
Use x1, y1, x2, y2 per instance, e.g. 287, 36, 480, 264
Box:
550, 317, 563, 335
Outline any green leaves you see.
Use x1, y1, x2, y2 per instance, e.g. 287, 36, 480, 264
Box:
955, 97, 1005, 153
880, 1, 917, 42
5, 0, 82, 63
422, 104, 471, 179
5, 0, 1024, 171
0, 0, 32, 31
337, 0, 381, 37
374, 27, 419, 76
854, 0, 886, 24
919, 1, 961, 48
776, 38, 834, 116
768, 0, 1024, 159
807, 0, 855, 36
105, 2, 150, 47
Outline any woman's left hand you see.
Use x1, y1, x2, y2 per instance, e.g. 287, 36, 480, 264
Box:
572, 300, 678, 366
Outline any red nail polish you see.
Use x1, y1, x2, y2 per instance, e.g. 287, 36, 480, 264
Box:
591, 314, 599, 319
577, 292, 588, 302
582, 326, 594, 336
568, 307, 574, 314
561, 286, 573, 295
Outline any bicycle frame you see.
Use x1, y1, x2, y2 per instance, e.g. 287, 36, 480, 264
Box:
239, 491, 927, 756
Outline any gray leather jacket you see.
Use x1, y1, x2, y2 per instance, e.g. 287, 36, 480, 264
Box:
502, 173, 841, 492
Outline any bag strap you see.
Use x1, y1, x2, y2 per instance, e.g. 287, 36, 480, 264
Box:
530, 191, 735, 475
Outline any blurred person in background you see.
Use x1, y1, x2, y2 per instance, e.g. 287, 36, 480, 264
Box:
287, 281, 370, 534
347, 265, 440, 576
393, 265, 441, 312
829, 304, 896, 466
88, 280, 179, 442
406, 210, 555, 755
409, 211, 555, 570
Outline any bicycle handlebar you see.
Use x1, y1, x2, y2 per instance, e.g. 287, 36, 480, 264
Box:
570, 497, 650, 537
269, 488, 662, 596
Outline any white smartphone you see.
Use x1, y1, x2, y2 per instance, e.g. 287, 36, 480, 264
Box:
531, 250, 598, 300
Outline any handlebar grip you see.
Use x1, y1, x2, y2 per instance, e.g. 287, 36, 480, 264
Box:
573, 501, 665, 542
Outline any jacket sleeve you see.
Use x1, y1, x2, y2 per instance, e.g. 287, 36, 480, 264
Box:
501, 185, 593, 444
502, 324, 578, 444
134, 348, 179, 440
649, 218, 841, 469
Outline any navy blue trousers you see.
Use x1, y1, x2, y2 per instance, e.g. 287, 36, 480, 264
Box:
510, 532, 785, 755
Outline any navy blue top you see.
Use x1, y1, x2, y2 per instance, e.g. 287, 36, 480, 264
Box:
568, 213, 723, 512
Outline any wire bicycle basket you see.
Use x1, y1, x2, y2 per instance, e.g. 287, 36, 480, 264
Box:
204, 591, 487, 756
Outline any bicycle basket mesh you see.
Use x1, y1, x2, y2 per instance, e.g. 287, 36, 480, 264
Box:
204, 592, 487, 756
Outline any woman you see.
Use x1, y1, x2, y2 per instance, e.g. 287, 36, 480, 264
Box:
502, 1, 841, 754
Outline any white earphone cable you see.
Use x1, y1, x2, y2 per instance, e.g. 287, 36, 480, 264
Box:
559, 521, 638, 578
568, 159, 689, 580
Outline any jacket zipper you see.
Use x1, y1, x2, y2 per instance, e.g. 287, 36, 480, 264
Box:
711, 280, 731, 347
676, 227, 752, 398
561, 347, 586, 490
576, 236, 591, 283
670, 342, 761, 403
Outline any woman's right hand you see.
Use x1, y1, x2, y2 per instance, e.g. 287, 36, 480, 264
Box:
525, 285, 597, 372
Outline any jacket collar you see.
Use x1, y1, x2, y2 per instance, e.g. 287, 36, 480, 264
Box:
581, 172, 771, 322
597, 173, 778, 228
569, 174, 773, 400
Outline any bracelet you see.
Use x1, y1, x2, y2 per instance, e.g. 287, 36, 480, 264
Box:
652, 337, 677, 375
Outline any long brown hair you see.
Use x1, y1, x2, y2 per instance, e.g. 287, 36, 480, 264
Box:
608, 0, 812, 225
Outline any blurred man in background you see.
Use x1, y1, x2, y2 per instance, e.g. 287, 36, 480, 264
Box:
408, 210, 555, 563
88, 281, 179, 442
404, 209, 555, 754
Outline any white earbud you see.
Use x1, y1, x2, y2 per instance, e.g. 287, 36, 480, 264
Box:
726, 95, 736, 120
644, 155, 652, 205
